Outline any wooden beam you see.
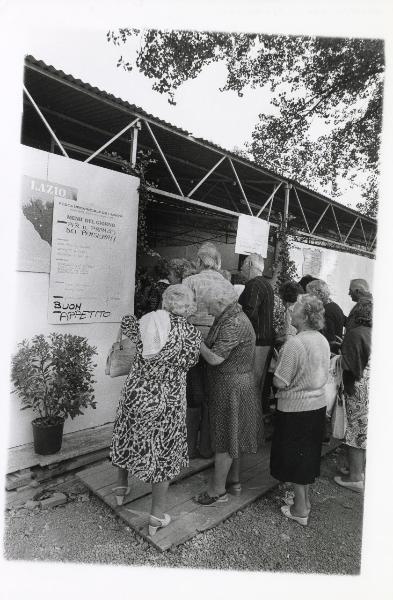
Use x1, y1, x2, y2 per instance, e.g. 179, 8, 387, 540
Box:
228, 158, 253, 216
144, 120, 184, 196
23, 85, 69, 157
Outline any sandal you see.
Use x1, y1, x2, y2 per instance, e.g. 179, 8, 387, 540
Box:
112, 486, 131, 506
195, 491, 228, 505
280, 504, 309, 526
333, 475, 364, 493
148, 513, 171, 536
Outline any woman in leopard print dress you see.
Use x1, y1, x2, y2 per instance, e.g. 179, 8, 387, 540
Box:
110, 284, 202, 534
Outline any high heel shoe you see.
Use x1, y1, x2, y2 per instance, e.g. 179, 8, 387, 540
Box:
280, 504, 309, 526
148, 513, 171, 536
112, 486, 131, 506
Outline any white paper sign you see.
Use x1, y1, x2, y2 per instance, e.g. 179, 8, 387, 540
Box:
49, 194, 136, 324
235, 215, 270, 257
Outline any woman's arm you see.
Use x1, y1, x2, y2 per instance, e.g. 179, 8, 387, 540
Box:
200, 341, 225, 366
273, 374, 288, 389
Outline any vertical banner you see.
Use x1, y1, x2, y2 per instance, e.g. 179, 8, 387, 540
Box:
235, 215, 270, 257
49, 195, 136, 324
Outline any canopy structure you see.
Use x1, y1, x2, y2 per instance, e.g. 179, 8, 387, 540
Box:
22, 55, 377, 257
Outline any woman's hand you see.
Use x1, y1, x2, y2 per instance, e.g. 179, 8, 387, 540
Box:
200, 341, 224, 366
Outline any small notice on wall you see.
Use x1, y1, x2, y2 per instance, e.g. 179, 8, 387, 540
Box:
48, 196, 133, 324
235, 215, 270, 257
302, 248, 322, 277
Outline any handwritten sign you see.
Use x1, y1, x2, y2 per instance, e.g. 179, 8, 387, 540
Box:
235, 215, 270, 257
48, 195, 136, 324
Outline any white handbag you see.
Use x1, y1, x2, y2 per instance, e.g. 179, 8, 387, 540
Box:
105, 328, 136, 378
325, 354, 343, 417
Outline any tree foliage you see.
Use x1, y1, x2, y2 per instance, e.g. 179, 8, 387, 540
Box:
107, 29, 384, 217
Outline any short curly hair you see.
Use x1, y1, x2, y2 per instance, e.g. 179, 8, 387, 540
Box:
162, 284, 196, 317
296, 293, 325, 330
168, 258, 193, 281
279, 280, 302, 304
306, 279, 331, 305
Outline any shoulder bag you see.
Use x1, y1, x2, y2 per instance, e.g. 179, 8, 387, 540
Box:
105, 327, 136, 378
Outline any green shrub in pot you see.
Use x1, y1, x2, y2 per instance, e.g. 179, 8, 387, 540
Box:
11, 333, 97, 455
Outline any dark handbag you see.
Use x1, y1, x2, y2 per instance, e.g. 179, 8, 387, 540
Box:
105, 328, 136, 378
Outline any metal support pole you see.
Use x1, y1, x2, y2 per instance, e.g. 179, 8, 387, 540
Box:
284, 183, 292, 228
130, 121, 141, 168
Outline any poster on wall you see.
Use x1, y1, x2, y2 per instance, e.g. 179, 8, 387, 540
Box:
235, 215, 270, 257
48, 196, 135, 324
17, 176, 78, 273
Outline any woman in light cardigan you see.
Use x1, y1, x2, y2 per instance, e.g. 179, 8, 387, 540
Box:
270, 294, 330, 526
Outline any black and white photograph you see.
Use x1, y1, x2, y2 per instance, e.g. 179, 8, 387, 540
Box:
1, 1, 392, 598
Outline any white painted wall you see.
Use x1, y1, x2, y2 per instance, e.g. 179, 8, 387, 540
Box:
9, 147, 139, 448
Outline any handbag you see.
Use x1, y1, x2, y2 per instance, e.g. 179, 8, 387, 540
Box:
325, 354, 343, 417
105, 328, 136, 378
331, 385, 347, 439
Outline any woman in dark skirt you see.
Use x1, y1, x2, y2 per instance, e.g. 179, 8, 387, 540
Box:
270, 294, 330, 525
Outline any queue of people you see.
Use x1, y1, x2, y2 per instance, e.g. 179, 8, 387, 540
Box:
110, 243, 372, 536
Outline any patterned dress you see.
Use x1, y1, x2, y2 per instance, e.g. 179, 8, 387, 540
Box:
345, 366, 369, 450
110, 313, 202, 483
205, 302, 263, 458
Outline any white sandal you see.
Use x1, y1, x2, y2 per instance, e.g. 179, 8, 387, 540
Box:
112, 486, 131, 506
148, 513, 171, 536
281, 504, 309, 526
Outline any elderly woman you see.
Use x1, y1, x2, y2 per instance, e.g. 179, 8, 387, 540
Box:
195, 283, 263, 504
306, 279, 345, 352
270, 294, 330, 525
110, 284, 202, 535
334, 300, 372, 493
183, 242, 235, 458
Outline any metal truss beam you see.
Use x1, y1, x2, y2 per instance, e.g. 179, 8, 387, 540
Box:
330, 206, 343, 242
84, 118, 140, 164
293, 187, 311, 233
311, 204, 330, 234
228, 159, 253, 216
143, 120, 184, 196
188, 156, 226, 197
23, 85, 69, 157
256, 182, 282, 218
344, 217, 359, 244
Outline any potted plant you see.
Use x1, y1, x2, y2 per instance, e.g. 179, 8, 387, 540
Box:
11, 333, 97, 455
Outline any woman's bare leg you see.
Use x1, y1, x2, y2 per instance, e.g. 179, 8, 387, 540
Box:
151, 481, 170, 520
304, 484, 311, 511
116, 466, 128, 487
227, 458, 240, 484
292, 483, 309, 517
209, 452, 233, 496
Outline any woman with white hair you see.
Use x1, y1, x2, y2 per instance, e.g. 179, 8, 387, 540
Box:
110, 284, 202, 535
195, 282, 263, 505
270, 294, 330, 525
306, 279, 345, 352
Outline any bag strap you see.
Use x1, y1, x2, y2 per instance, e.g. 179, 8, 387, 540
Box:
116, 326, 123, 348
